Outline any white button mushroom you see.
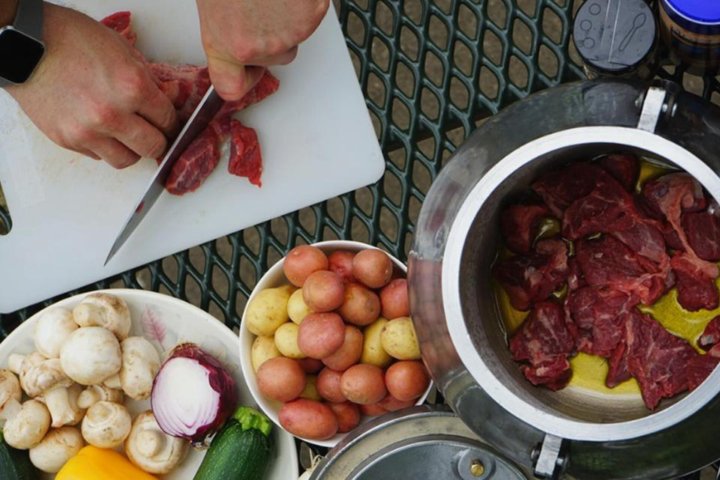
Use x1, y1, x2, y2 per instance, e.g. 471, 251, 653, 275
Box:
60, 327, 122, 385
120, 336, 161, 400
125, 411, 188, 475
0, 369, 22, 424
28, 426, 84, 473
72, 293, 131, 340
38, 383, 85, 428
33, 307, 78, 358
77, 385, 124, 409
81, 401, 132, 449
3, 399, 51, 450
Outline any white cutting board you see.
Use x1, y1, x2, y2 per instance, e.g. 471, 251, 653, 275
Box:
0, 1, 384, 313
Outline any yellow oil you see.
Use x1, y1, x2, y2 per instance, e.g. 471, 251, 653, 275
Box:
496, 158, 718, 396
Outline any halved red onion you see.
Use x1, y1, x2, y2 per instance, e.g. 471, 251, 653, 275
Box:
151, 343, 237, 445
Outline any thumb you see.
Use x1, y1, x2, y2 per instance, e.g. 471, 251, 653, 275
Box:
207, 56, 265, 102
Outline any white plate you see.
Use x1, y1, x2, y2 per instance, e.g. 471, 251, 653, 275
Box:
0, 289, 298, 479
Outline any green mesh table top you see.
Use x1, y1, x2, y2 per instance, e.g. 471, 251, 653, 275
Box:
1, 0, 719, 335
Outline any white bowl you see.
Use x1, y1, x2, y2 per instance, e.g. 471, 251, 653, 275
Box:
0, 289, 298, 480
239, 240, 431, 448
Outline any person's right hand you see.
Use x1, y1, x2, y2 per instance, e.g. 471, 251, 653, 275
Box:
5, 3, 178, 169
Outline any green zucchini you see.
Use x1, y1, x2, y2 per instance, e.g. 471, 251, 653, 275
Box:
193, 406, 273, 480
0, 431, 39, 480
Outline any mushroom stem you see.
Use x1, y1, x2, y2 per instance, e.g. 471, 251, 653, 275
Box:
7, 353, 26, 375
42, 384, 83, 428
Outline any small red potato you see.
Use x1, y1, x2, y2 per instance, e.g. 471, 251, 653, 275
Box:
328, 402, 361, 433
279, 399, 338, 440
352, 249, 393, 289
298, 313, 346, 359
302, 270, 345, 312
317, 367, 347, 403
256, 357, 306, 402
328, 250, 356, 283
377, 393, 415, 412
340, 364, 387, 405
322, 326, 363, 371
359, 403, 388, 417
385, 360, 430, 402
380, 278, 410, 319
284, 245, 328, 287
339, 283, 381, 326
298, 357, 324, 374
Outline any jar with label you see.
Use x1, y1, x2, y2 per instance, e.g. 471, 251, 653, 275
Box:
659, 0, 720, 74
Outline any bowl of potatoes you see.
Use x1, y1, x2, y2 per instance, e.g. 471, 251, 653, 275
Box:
239, 240, 432, 447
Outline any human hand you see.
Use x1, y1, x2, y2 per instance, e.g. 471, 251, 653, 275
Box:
5, 4, 178, 168
196, 0, 330, 101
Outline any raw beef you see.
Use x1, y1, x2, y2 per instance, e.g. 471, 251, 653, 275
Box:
148, 63, 212, 124
699, 316, 720, 350
683, 211, 720, 262
670, 252, 719, 311
575, 235, 669, 305
493, 238, 569, 311
509, 301, 576, 390
641, 173, 706, 219
531, 163, 606, 218
500, 204, 552, 254
598, 153, 640, 192
687, 353, 720, 391
228, 119, 263, 187
606, 340, 631, 388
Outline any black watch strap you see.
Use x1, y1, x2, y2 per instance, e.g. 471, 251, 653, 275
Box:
14, 0, 44, 41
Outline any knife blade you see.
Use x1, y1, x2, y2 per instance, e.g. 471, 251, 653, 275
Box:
104, 85, 223, 265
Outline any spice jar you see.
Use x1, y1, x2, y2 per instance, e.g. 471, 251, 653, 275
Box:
659, 0, 720, 74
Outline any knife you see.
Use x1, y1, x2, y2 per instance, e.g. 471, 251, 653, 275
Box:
104, 85, 223, 265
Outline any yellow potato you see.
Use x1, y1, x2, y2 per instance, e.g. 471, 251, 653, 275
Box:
361, 318, 392, 367
251, 335, 281, 372
380, 317, 421, 360
300, 375, 321, 401
245, 285, 294, 336
274, 322, 305, 359
287, 289, 312, 324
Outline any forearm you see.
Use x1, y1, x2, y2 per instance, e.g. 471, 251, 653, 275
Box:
0, 0, 19, 27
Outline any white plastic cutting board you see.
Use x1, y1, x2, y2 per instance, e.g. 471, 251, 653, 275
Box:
0, 1, 384, 313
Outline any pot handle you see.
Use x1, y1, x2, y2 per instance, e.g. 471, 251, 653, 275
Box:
636, 86, 668, 133
531, 434, 566, 479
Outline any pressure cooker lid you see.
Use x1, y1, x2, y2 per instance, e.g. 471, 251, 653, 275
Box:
310, 405, 528, 480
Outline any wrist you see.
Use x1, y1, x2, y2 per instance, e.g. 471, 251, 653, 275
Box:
0, 0, 19, 27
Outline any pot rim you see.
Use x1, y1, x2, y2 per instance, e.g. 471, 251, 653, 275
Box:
442, 125, 720, 442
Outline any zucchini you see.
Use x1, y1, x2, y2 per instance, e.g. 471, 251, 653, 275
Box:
0, 432, 39, 480
193, 406, 273, 480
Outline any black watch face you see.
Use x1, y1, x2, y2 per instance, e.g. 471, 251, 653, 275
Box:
0, 28, 45, 84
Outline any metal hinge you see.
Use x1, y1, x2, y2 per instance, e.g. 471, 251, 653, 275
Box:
636, 86, 669, 133
531, 434, 567, 480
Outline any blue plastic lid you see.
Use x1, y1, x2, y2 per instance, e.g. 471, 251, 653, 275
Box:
664, 0, 720, 24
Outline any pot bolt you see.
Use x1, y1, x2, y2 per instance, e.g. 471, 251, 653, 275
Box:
470, 459, 485, 476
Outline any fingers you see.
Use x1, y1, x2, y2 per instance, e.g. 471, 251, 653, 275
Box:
207, 56, 266, 101
86, 138, 141, 169
112, 114, 168, 160
251, 46, 299, 67
136, 84, 179, 137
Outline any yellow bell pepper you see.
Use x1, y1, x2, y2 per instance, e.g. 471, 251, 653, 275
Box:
56, 446, 157, 480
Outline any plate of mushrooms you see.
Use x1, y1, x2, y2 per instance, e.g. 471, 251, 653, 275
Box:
0, 289, 298, 479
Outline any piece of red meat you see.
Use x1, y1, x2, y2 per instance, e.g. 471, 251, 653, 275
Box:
148, 64, 212, 123
683, 211, 720, 262
642, 173, 706, 219
625, 310, 696, 410
606, 339, 631, 388
509, 301, 576, 390
100, 11, 137, 45
500, 204, 552, 254
575, 235, 670, 305
532, 163, 607, 218
164, 123, 222, 195
598, 153, 640, 192
687, 352, 720, 391
493, 238, 569, 311
228, 120, 262, 187
699, 316, 720, 350
671, 253, 719, 311
566, 286, 636, 357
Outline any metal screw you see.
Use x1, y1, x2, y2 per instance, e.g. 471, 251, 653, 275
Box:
470, 459, 485, 477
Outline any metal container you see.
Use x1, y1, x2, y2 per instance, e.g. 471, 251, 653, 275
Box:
408, 80, 720, 480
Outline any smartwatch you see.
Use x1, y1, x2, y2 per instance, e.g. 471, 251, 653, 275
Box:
0, 0, 45, 87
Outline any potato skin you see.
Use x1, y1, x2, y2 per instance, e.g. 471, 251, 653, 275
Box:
359, 403, 388, 417
328, 250, 356, 283
328, 402, 361, 433
380, 317, 421, 360
339, 283, 381, 327
380, 278, 410, 319
274, 322, 305, 359
279, 399, 338, 440
385, 360, 430, 401
317, 367, 347, 403
298, 357, 324, 374
246, 285, 294, 336
361, 318, 392, 367
298, 313, 346, 359
302, 270, 345, 312
283, 245, 329, 287
352, 249, 393, 289
251, 335, 281, 372
287, 289, 312, 324
322, 326, 363, 371
378, 393, 416, 412
340, 364, 387, 405
257, 357, 306, 402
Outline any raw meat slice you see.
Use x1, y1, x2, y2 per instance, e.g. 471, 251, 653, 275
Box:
164, 123, 222, 195
148, 64, 212, 123
606, 339, 631, 388
642, 173, 706, 220
532, 163, 607, 217
683, 211, 720, 262
228, 120, 262, 187
493, 238, 569, 311
100, 11, 137, 45
566, 287, 636, 357
625, 310, 696, 410
509, 301, 576, 390
687, 353, 720, 391
699, 316, 720, 350
671, 253, 719, 311
566, 257, 586, 292
500, 204, 552, 254
575, 235, 669, 305
598, 153, 640, 192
